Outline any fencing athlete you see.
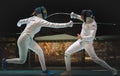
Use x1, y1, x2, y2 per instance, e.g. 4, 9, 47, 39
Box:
61, 10, 118, 76
2, 6, 73, 75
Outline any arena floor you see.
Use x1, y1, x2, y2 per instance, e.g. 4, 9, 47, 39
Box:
0, 69, 119, 76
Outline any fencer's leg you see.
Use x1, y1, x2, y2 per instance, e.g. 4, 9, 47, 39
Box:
29, 40, 47, 72
65, 52, 71, 71
84, 42, 117, 76
65, 41, 83, 71
29, 40, 54, 75
61, 40, 83, 76
2, 36, 29, 70
6, 37, 29, 64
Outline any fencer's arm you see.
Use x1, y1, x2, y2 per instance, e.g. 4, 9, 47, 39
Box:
81, 25, 97, 41
39, 19, 73, 28
70, 12, 82, 21
17, 18, 29, 27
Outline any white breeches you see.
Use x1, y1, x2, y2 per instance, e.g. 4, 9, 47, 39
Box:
65, 39, 114, 71
6, 33, 46, 71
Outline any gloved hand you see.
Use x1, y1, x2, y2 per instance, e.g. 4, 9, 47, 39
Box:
70, 12, 80, 19
17, 19, 28, 27
17, 20, 21, 27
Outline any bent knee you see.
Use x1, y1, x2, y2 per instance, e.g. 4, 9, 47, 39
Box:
65, 51, 71, 57
19, 59, 26, 64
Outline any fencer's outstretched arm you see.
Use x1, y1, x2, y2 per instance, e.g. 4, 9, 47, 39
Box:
39, 19, 73, 28
70, 12, 82, 21
17, 18, 29, 27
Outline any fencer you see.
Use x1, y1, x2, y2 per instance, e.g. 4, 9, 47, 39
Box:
61, 10, 118, 76
2, 6, 73, 75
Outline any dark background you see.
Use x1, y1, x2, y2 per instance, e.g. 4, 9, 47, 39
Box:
0, 0, 120, 36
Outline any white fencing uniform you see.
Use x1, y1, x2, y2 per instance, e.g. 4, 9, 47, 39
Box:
64, 18, 115, 72
6, 16, 73, 71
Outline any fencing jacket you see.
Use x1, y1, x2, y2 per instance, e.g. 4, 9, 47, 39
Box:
17, 16, 73, 38
80, 19, 97, 42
